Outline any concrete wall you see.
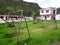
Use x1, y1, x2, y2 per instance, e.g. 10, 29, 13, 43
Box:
0, 17, 33, 23
55, 14, 60, 20
40, 14, 60, 20
0, 16, 60, 24
0, 18, 5, 23
40, 9, 52, 15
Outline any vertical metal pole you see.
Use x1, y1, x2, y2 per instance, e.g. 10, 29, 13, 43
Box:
52, 8, 57, 29
16, 1, 19, 45
55, 8, 57, 28
40, 10, 44, 28
24, 16, 30, 38
16, 27, 20, 45
22, 10, 30, 38
16, 10, 30, 45
16, 10, 23, 45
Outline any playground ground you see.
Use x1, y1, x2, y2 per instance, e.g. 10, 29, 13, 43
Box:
0, 20, 60, 45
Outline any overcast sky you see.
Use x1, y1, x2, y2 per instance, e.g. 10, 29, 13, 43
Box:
23, 0, 60, 8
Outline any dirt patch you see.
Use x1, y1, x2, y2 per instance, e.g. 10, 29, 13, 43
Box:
31, 28, 44, 32
49, 42, 60, 45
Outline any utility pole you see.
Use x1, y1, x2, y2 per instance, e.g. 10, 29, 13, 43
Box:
52, 8, 57, 29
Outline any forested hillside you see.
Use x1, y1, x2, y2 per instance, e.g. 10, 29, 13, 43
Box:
0, 0, 41, 16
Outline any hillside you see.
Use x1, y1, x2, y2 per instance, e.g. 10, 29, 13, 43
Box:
0, 0, 41, 16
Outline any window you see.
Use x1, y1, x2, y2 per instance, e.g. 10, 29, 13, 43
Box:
46, 10, 49, 13
41, 10, 43, 13
53, 10, 55, 15
0, 16, 4, 19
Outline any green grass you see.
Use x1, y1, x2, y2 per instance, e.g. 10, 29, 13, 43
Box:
0, 20, 60, 45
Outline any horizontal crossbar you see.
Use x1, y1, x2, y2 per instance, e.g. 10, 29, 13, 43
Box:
20, 27, 27, 29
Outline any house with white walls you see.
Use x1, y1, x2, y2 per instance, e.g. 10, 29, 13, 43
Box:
40, 7, 57, 20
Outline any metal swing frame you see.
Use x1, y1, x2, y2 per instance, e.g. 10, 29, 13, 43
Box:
0, 10, 30, 45
8, 10, 30, 45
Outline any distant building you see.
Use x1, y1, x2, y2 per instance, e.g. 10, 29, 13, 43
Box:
40, 7, 57, 20
0, 15, 22, 20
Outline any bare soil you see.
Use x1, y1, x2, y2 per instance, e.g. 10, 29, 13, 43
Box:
49, 42, 60, 45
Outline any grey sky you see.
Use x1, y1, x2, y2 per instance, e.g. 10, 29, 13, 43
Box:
23, 0, 60, 8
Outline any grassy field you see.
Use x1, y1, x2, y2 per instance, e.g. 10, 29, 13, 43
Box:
0, 20, 60, 45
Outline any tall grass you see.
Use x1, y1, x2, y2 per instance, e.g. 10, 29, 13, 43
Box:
0, 20, 60, 45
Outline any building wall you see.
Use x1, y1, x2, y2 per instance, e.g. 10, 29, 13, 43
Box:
55, 14, 60, 20
0, 15, 20, 20
40, 7, 53, 15
39, 7, 57, 20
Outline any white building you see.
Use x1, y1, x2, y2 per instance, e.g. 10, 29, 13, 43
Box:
40, 7, 57, 20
